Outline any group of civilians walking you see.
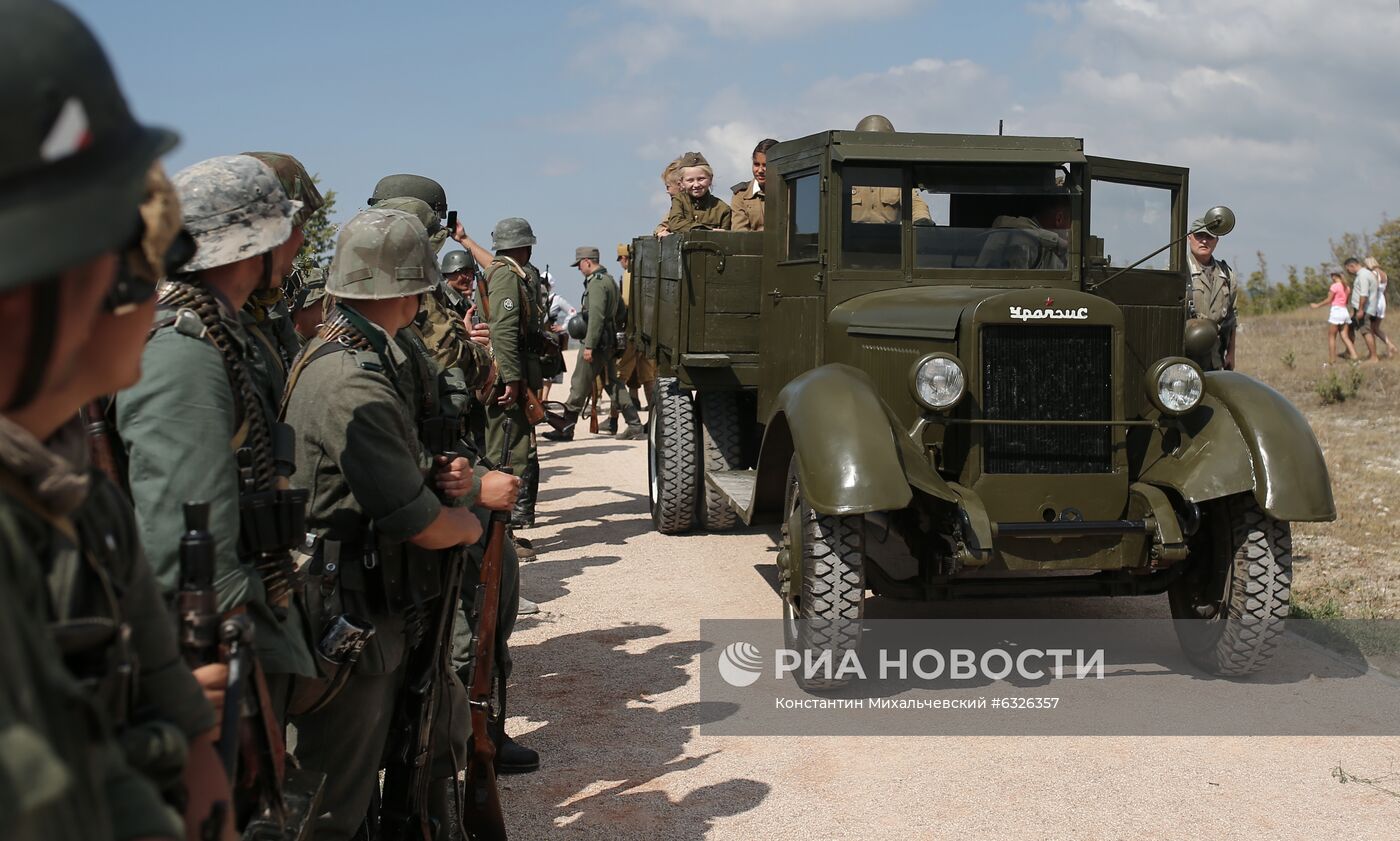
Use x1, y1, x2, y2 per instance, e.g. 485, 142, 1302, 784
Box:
1313, 256, 1397, 362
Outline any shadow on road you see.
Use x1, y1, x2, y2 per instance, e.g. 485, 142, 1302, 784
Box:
505, 624, 768, 839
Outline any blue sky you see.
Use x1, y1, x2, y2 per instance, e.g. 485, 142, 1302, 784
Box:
72, 0, 1400, 304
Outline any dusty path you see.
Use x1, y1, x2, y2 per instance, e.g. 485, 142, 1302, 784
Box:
500, 430, 1400, 840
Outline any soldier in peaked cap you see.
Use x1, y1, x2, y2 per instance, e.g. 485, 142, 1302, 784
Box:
283, 207, 488, 840
0, 1, 232, 839
543, 246, 644, 441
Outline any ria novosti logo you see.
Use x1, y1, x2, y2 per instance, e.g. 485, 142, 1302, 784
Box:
716, 640, 1106, 686
717, 641, 764, 687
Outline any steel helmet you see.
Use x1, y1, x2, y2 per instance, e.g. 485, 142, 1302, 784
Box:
174, 155, 302, 272
567, 313, 587, 341
326, 207, 439, 300
367, 174, 447, 219
491, 217, 536, 250
0, 0, 179, 289
855, 114, 896, 133
242, 151, 324, 228
440, 249, 476, 276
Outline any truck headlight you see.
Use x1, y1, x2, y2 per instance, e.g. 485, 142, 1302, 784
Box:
1146, 357, 1204, 415
910, 354, 966, 411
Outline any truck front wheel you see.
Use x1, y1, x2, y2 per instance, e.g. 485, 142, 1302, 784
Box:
781, 455, 866, 691
648, 377, 700, 534
1168, 494, 1292, 676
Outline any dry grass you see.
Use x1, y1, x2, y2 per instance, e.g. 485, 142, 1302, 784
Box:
1235, 307, 1400, 619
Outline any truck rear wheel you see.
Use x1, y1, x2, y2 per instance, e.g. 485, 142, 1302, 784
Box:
699, 392, 743, 530
781, 455, 865, 691
1169, 494, 1292, 676
648, 377, 700, 534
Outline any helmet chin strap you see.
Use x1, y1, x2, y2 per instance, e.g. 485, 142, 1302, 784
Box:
5, 282, 62, 411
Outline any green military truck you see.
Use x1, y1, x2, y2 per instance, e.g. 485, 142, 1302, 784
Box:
628, 125, 1335, 687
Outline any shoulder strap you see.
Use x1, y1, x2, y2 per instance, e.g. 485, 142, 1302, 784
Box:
278, 340, 359, 421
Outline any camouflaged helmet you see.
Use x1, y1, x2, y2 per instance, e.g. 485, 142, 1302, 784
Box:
440, 249, 476, 276
367, 174, 447, 219
242, 151, 323, 228
174, 155, 302, 273
491, 217, 536, 250
855, 114, 896, 133
326, 207, 439, 300
0, 0, 178, 290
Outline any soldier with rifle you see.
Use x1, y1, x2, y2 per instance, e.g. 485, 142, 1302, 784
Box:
116, 155, 316, 726
543, 247, 645, 441
281, 207, 488, 841
0, 3, 238, 839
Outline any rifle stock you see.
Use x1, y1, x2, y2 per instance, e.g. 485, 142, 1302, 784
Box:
463, 424, 510, 841
81, 398, 125, 488
588, 378, 600, 435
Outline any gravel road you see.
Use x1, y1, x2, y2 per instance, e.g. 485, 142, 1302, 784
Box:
499, 428, 1400, 840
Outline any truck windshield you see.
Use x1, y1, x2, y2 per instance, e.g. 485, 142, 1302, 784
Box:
841, 164, 1071, 271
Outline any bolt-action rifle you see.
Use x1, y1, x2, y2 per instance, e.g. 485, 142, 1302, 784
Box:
463, 424, 511, 840
379, 417, 479, 840
178, 501, 322, 841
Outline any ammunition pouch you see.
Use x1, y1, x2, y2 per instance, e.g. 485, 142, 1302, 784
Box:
418, 416, 461, 459
238, 486, 310, 615
537, 332, 566, 379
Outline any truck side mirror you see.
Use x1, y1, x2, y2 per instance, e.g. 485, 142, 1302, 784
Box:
1193, 206, 1236, 237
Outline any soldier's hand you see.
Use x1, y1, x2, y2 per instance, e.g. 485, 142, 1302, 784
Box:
479, 470, 522, 511
497, 381, 519, 406
583, 348, 594, 363
452, 219, 470, 244
464, 308, 491, 347
192, 662, 229, 718
435, 455, 475, 499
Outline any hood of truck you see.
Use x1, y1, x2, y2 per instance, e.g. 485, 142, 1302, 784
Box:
830, 286, 1121, 342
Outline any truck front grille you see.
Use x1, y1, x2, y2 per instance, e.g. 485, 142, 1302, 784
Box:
980, 325, 1113, 474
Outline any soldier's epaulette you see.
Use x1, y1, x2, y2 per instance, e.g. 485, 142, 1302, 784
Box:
731, 181, 749, 195
346, 349, 383, 373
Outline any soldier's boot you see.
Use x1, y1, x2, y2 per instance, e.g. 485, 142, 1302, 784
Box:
617, 404, 647, 440
517, 596, 540, 616
490, 687, 539, 775
512, 534, 537, 562
598, 413, 618, 435
510, 462, 538, 529
427, 776, 463, 841
541, 409, 578, 441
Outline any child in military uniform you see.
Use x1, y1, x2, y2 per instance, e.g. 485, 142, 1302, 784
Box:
662, 152, 732, 234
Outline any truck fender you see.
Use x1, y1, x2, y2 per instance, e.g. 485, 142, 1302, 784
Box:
753, 364, 957, 518
1140, 372, 1335, 522
1202, 371, 1336, 522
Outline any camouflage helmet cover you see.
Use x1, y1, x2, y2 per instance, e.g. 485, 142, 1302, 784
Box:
440, 249, 476, 276
368, 174, 446, 218
291, 266, 326, 312
491, 217, 536, 250
242, 151, 323, 227
326, 207, 439, 300
855, 114, 896, 133
0, 0, 179, 290
174, 155, 301, 273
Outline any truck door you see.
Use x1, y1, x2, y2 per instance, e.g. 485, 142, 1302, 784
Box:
1082, 156, 1190, 415
758, 168, 826, 418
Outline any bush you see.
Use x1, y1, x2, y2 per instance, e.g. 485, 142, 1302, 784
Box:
1282, 350, 1296, 369
1316, 365, 1365, 405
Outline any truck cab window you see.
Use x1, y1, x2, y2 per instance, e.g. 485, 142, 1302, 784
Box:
843, 165, 904, 269
1090, 180, 1173, 269
913, 164, 1070, 271
787, 172, 819, 261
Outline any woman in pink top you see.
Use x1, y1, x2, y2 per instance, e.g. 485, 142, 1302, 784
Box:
1311, 272, 1360, 360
